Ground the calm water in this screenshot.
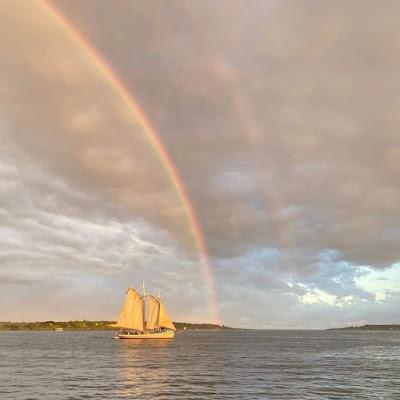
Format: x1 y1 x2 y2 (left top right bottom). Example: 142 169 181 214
0 330 399 399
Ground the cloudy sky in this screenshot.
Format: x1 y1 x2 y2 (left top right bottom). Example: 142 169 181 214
1 0 400 328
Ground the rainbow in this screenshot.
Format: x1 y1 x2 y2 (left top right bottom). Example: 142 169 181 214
40 0 220 324
182 3 290 247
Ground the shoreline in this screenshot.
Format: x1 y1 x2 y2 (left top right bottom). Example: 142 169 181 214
327 324 400 331
0 321 232 332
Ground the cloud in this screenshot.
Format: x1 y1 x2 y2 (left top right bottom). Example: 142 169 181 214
1 0 400 326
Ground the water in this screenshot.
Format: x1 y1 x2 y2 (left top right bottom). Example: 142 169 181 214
1 330 399 399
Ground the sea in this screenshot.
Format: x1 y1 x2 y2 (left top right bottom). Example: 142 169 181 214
0 329 399 399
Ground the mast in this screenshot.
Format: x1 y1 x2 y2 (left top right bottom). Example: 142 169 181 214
142 281 146 331
157 289 161 329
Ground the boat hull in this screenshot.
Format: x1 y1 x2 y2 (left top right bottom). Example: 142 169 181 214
116 330 175 339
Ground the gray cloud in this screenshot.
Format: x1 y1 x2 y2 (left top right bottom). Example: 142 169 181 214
49 0 400 265
1 0 400 326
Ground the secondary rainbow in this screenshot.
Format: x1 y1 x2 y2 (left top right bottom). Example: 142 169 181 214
40 0 220 324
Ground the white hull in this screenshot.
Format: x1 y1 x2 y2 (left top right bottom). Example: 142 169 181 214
116 330 175 339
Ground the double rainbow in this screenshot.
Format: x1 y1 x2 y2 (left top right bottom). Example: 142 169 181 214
40 0 220 324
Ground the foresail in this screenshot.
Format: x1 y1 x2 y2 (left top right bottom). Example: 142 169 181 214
116 288 144 331
146 295 159 330
158 300 176 331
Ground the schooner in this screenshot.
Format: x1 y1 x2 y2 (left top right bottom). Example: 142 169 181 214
114 282 176 339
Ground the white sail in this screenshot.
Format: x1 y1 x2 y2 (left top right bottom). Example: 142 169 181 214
158 299 176 331
116 288 144 331
146 294 159 330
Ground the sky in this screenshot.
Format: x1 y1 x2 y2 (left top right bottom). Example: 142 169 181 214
1 0 400 328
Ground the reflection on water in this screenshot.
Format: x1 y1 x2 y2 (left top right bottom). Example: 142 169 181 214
1 330 400 399
118 339 172 398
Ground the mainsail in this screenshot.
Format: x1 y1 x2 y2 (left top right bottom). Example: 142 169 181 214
158 299 176 331
146 294 159 330
116 288 144 331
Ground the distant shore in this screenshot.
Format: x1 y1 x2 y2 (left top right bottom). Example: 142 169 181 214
0 321 232 331
328 324 400 331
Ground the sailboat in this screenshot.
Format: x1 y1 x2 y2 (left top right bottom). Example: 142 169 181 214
114 282 176 339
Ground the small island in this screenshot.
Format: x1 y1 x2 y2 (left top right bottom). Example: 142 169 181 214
0 321 231 331
328 324 400 331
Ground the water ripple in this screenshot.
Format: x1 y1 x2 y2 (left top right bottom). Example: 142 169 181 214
1 330 400 399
